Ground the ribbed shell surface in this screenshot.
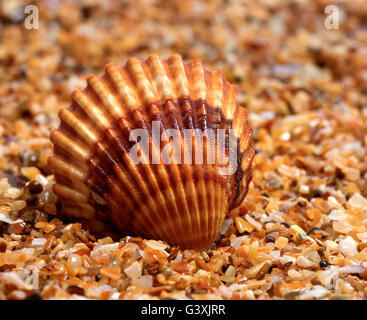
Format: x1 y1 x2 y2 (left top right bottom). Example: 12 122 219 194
48 53 254 249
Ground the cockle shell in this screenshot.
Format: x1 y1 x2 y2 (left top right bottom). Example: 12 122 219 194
48 53 254 250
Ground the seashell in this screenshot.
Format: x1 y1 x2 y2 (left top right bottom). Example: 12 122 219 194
48 53 254 250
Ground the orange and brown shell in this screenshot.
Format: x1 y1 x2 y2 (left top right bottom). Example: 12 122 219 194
48 53 254 250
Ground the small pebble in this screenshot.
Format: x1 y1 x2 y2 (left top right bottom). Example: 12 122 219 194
7 209 19 220
235 217 254 234
14 175 29 188
26 198 38 207
313 189 323 198
24 292 42 300
34 210 48 222
268 264 277 274
21 210 36 223
266 178 282 189
95 273 102 282
281 222 291 228
221 263 230 273
297 200 307 207
319 259 329 268
281 193 297 200
0 239 7 252
27 180 43 195
67 285 84 296
21 150 39 167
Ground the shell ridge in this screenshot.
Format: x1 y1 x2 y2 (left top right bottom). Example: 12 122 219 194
202 71 219 244
193 63 210 247
126 106 185 244
72 89 112 130
126 57 157 105
105 172 157 234
146 54 174 102
87 74 124 119
88 152 163 240
141 57 197 246
53 183 89 203
50 130 90 163
209 71 225 242
218 79 230 237
58 107 99 146
177 100 202 246
157 98 200 248
48 155 87 184
150 100 192 247
157 138 194 246
175 100 199 245
101 123 163 234
167 54 190 98
199 100 211 247
92 129 171 240
184 63 210 246
201 70 222 245
116 111 182 243
62 201 96 220
106 64 141 111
